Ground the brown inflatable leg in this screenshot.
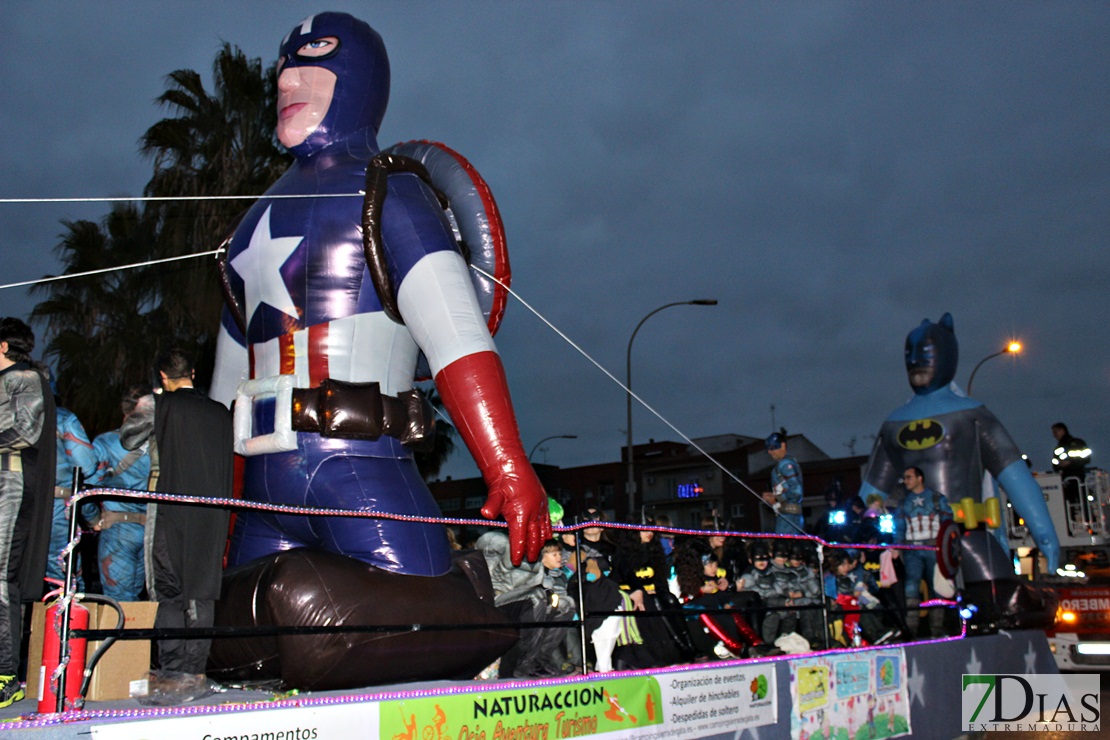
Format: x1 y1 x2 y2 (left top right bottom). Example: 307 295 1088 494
208 548 517 690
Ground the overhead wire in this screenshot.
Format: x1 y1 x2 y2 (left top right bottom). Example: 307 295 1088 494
0 249 226 291
0 192 358 204
471 265 786 524
0 192 360 292
2 190 785 527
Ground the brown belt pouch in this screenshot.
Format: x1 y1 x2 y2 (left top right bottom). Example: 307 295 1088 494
397 389 436 452
291 386 322 432
291 380 433 448
319 379 385 439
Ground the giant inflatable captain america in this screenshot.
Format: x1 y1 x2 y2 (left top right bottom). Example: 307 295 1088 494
207 12 549 688
859 313 1061 577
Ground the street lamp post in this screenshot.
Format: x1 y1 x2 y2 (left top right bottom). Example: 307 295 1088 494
967 341 1022 395
625 299 717 517
528 434 578 463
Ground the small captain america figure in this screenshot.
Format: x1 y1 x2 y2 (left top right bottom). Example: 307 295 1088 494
761 432 804 533
859 313 1060 572
208 12 550 687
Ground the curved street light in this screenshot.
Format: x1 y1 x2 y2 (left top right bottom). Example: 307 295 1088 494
967 340 1022 395
626 299 718 516
529 434 578 463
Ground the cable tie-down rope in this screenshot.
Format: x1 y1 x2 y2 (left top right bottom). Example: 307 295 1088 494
0 192 366 293
44 489 961 704
71 487 939 552
47 591 77 689
5 203 876 536
0 192 363 204
467 265 811 538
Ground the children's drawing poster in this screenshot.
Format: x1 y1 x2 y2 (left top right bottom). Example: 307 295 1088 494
791 649 910 740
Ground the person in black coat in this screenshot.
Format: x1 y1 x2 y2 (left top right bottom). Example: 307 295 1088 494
123 348 233 675
0 318 55 706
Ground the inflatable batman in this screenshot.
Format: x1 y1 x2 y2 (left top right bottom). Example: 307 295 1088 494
859 313 1060 630
207 12 549 689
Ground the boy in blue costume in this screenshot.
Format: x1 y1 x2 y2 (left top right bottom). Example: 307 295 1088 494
897 466 952 637
85 385 152 601
46 405 96 587
761 432 804 533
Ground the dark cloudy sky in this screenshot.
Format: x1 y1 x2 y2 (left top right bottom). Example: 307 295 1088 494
2 1 1107 485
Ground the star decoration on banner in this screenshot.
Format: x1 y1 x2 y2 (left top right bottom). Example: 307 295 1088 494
907 657 926 710
1023 640 1039 672
737 725 765 740
230 205 303 323
965 647 983 676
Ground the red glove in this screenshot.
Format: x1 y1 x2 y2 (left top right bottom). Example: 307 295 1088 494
435 351 551 565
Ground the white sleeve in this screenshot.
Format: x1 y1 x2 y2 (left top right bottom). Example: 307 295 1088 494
396 250 496 375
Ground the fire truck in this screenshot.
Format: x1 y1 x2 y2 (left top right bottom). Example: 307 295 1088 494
1004 469 1110 670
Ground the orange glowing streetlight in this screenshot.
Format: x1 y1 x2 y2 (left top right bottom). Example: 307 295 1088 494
967 340 1023 395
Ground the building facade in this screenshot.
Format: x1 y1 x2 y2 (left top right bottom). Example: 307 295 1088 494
428 432 868 535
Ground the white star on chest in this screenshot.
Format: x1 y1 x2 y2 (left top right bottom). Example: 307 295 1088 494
230 205 303 323
911 495 925 508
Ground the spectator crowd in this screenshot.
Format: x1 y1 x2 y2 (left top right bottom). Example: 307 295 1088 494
471 484 956 678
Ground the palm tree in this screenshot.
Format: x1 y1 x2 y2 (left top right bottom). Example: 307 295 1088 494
414 386 458 481
33 43 463 478
31 204 165 432
139 43 291 377
33 44 287 431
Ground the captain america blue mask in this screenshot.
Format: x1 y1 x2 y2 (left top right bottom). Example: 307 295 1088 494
277 12 390 157
765 432 786 451
904 312 958 394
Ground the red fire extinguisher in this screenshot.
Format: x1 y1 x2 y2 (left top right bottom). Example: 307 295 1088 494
38 599 89 713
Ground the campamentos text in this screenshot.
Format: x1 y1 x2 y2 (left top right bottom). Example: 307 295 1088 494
203 729 318 740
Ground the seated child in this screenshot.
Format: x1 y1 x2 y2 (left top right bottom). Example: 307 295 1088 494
786 541 824 648
477 533 576 677
823 549 887 646
863 493 885 519
761 540 800 644
737 540 776 635
542 539 582 673
674 538 774 659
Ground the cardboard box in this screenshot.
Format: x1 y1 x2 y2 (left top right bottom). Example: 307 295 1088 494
28 601 158 702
